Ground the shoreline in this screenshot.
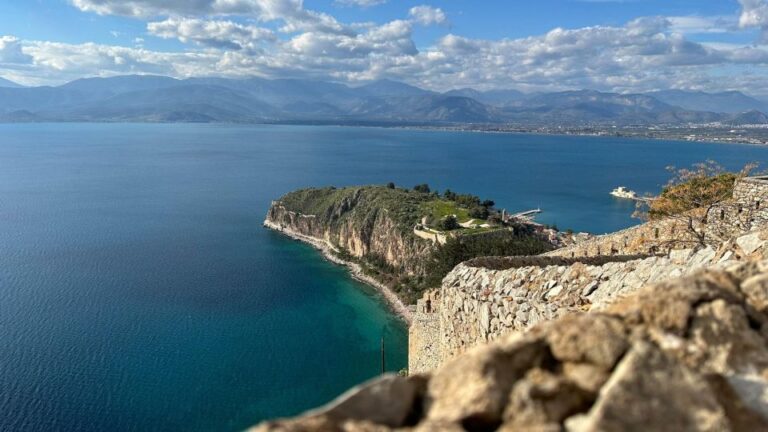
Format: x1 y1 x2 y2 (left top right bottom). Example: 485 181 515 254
263 219 413 324
5 122 765 147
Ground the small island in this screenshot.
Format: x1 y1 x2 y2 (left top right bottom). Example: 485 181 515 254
264 183 556 320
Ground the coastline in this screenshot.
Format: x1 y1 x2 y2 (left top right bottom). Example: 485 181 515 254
263 219 413 324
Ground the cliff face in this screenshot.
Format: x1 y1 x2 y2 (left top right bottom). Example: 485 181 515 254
265 187 433 276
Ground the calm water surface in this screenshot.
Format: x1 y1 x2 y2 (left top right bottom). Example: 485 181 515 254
1 123 767 431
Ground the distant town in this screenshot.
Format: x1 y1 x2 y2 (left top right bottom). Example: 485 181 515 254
416 122 768 146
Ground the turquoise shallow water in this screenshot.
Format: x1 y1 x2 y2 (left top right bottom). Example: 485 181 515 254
1 123 767 431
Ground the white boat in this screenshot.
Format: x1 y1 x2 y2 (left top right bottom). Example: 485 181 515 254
610 186 637 200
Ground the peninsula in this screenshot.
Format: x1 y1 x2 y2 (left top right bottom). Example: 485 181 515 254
264 184 554 321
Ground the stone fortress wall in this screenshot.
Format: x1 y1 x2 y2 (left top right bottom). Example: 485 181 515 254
408 177 768 374
546 176 768 258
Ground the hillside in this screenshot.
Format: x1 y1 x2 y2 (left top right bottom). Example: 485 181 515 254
265 185 551 304
648 89 768 115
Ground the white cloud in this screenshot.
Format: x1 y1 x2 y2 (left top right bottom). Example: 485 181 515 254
739 0 768 43
667 16 737 34
408 5 446 26
148 17 275 50
72 0 353 35
0 36 33 64
334 0 387 7
0 2 765 96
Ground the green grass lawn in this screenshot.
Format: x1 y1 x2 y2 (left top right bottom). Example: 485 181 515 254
422 200 472 224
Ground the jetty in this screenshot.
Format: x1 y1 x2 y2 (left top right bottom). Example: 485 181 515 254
510 208 542 219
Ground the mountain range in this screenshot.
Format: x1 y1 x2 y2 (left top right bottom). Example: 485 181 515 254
1 75 767 126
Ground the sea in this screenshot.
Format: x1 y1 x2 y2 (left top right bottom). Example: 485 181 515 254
1 123 767 431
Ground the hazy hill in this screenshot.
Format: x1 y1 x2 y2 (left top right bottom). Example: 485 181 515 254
354 79 433 98
647 90 768 114
443 88 525 106
0 74 765 125
501 90 722 125
730 110 768 125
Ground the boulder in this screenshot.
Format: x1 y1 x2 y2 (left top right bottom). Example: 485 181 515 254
569 342 730 432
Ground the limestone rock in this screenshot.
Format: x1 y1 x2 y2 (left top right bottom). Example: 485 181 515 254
502 368 591 430
742 273 768 314
250 375 424 431
738 232 765 256
606 270 742 335
546 314 628 369
425 336 549 427
571 342 730 432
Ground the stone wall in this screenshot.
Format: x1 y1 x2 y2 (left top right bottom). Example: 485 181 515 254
733 176 768 226
438 248 723 362
408 293 441 374
410 229 768 371
547 176 768 259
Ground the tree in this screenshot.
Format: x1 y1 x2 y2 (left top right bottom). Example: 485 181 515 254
439 215 459 231
443 189 457 201
481 199 495 208
386 182 396 189
469 206 490 219
413 184 431 194
633 160 757 247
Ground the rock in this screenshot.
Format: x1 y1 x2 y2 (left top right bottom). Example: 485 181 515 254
669 248 694 264
411 421 465 432
562 362 610 394
738 232 765 255
742 274 768 314
546 285 563 299
685 299 768 375
500 368 591 431
719 250 735 263
606 270 742 336
546 315 628 369
571 342 730 432
479 303 491 335
581 281 599 297
706 374 768 431
425 336 549 426
320 375 423 427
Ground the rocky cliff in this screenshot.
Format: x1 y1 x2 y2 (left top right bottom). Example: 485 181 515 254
265 186 435 303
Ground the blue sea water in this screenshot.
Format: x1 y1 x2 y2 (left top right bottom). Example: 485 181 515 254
1 123 767 431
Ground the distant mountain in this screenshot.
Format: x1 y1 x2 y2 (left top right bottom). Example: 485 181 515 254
0 77 22 88
349 94 496 122
354 79 433 98
647 90 768 115
443 88 525 106
61 75 179 94
1 74 766 126
729 110 768 125
56 84 279 122
500 90 722 125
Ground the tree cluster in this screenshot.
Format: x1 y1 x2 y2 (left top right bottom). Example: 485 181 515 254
634 160 758 247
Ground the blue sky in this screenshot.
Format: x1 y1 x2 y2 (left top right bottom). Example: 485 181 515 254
1 0 768 95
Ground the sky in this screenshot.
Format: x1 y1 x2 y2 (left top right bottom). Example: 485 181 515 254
2 0 768 95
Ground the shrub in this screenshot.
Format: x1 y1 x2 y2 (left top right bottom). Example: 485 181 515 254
439 215 459 231
413 184 431 194
469 206 490 219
